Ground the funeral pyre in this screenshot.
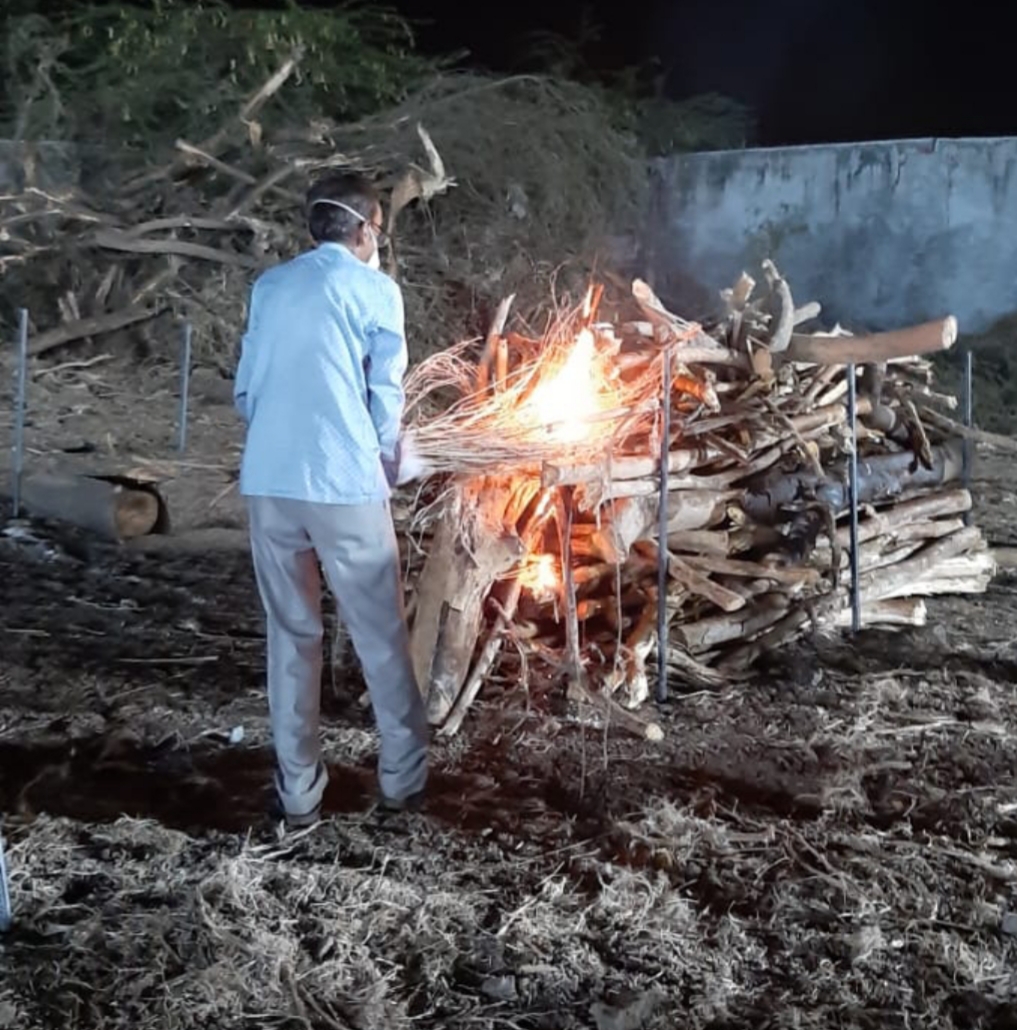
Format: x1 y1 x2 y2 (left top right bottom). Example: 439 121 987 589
401 267 995 739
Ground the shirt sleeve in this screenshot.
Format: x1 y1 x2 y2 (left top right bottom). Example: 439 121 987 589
233 278 261 423
366 278 408 461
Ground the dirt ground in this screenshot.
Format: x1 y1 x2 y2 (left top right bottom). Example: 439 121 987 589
1 355 1017 1029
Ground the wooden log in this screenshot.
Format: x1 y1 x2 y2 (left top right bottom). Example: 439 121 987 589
29 306 165 357
793 301 822 327
786 316 957 365
631 278 713 350
410 479 524 724
675 593 790 652
18 474 166 540
90 228 261 268
667 529 732 556
568 673 664 741
741 440 964 525
830 599 927 629
761 259 794 353
439 577 523 737
616 346 748 372
667 554 745 613
680 554 823 588
829 489 971 548
581 496 657 563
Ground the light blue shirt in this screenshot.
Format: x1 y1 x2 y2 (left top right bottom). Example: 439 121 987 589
234 242 407 504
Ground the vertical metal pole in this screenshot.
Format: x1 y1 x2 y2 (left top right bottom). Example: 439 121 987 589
962 349 974 527
846 362 861 635
178 322 193 454
0 827 11 932
11 308 29 518
656 347 672 702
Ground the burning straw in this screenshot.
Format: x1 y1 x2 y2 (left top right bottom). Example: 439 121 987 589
404 290 706 478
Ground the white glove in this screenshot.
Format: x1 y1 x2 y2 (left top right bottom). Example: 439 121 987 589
395 430 434 485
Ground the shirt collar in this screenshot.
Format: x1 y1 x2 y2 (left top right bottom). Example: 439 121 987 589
316 241 358 262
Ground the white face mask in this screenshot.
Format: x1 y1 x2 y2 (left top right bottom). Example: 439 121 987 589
366 237 381 270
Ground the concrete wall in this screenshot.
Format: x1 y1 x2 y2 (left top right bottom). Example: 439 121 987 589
650 137 1017 335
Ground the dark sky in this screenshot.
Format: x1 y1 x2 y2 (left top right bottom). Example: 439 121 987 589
375 0 1016 147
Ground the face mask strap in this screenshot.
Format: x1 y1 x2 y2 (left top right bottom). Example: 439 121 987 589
309 197 369 224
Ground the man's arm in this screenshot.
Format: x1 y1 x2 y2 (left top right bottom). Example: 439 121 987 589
365 279 408 464
233 278 262 424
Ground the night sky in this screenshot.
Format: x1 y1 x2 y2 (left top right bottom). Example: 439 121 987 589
376 0 1014 147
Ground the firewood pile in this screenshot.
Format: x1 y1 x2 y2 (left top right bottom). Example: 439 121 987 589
402 266 995 739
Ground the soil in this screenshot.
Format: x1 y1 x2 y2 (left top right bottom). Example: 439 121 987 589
1 355 1017 1029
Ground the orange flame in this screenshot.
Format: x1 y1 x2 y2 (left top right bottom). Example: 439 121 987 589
519 328 607 443
518 554 559 597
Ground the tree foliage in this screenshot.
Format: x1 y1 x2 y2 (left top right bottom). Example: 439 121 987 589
0 0 439 153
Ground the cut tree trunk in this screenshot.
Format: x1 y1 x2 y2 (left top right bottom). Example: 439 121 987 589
18 473 166 540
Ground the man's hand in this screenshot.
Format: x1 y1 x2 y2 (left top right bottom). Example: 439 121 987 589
395 429 434 485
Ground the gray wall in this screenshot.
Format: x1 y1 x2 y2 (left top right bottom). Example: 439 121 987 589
650 137 1017 335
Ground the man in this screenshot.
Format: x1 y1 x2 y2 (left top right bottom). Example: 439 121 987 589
234 171 430 829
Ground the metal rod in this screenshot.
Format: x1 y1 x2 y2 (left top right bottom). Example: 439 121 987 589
11 308 28 518
178 322 193 454
560 485 583 692
962 349 974 526
0 827 11 932
656 347 672 702
846 362 861 635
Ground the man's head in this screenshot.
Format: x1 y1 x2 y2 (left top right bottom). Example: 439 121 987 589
305 172 387 268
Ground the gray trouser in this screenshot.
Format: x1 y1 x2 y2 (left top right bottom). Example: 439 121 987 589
246 495 428 816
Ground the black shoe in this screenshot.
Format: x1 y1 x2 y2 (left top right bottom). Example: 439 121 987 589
269 798 322 831
376 789 425 814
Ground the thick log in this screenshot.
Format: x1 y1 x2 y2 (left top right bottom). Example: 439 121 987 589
439 576 523 736
18 473 166 540
410 479 524 724
786 316 957 365
741 440 964 525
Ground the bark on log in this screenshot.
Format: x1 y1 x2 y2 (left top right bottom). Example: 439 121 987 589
439 576 523 737
741 440 964 525
786 317 957 365
410 479 525 724
18 474 166 540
